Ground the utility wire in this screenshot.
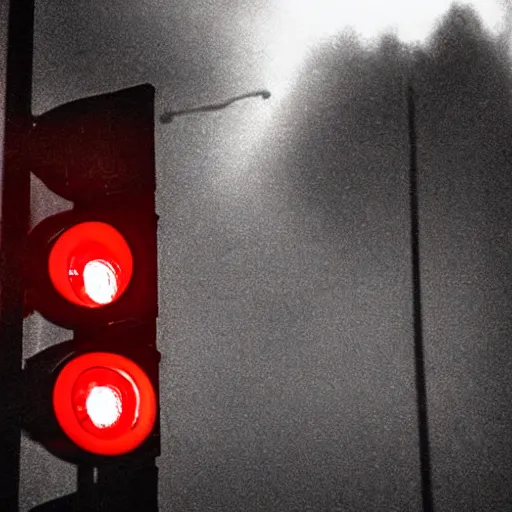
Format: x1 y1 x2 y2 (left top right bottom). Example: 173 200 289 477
160 89 271 123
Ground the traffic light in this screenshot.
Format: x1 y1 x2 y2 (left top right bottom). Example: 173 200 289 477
20 84 160 471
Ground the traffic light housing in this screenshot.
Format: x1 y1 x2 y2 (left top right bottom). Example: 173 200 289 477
21 84 160 465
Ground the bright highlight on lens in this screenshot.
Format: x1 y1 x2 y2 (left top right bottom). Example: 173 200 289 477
82 260 119 305
48 222 133 308
53 352 157 456
86 385 122 428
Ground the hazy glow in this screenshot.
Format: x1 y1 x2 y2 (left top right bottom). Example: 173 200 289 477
83 259 119 305
210 0 509 201
86 386 122 428
265 0 506 98
280 0 504 43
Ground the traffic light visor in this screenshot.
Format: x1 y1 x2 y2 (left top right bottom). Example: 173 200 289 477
53 352 157 456
48 222 133 308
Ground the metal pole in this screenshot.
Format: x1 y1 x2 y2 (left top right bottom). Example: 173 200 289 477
0 0 34 510
407 83 434 512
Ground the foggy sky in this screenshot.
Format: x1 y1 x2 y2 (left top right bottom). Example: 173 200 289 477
20 2 512 511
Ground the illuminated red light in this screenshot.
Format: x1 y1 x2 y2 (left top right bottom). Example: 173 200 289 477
53 352 157 456
48 222 133 308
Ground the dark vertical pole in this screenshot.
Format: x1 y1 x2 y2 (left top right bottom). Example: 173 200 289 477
0 0 34 510
407 84 434 512
3 0 33 118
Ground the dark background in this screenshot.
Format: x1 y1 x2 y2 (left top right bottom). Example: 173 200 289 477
12 1 512 511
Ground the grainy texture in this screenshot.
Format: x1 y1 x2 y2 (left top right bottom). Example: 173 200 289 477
18 1 512 511
415 10 512 512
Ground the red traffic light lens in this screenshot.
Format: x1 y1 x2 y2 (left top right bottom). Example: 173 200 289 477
48 222 133 308
53 352 157 456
